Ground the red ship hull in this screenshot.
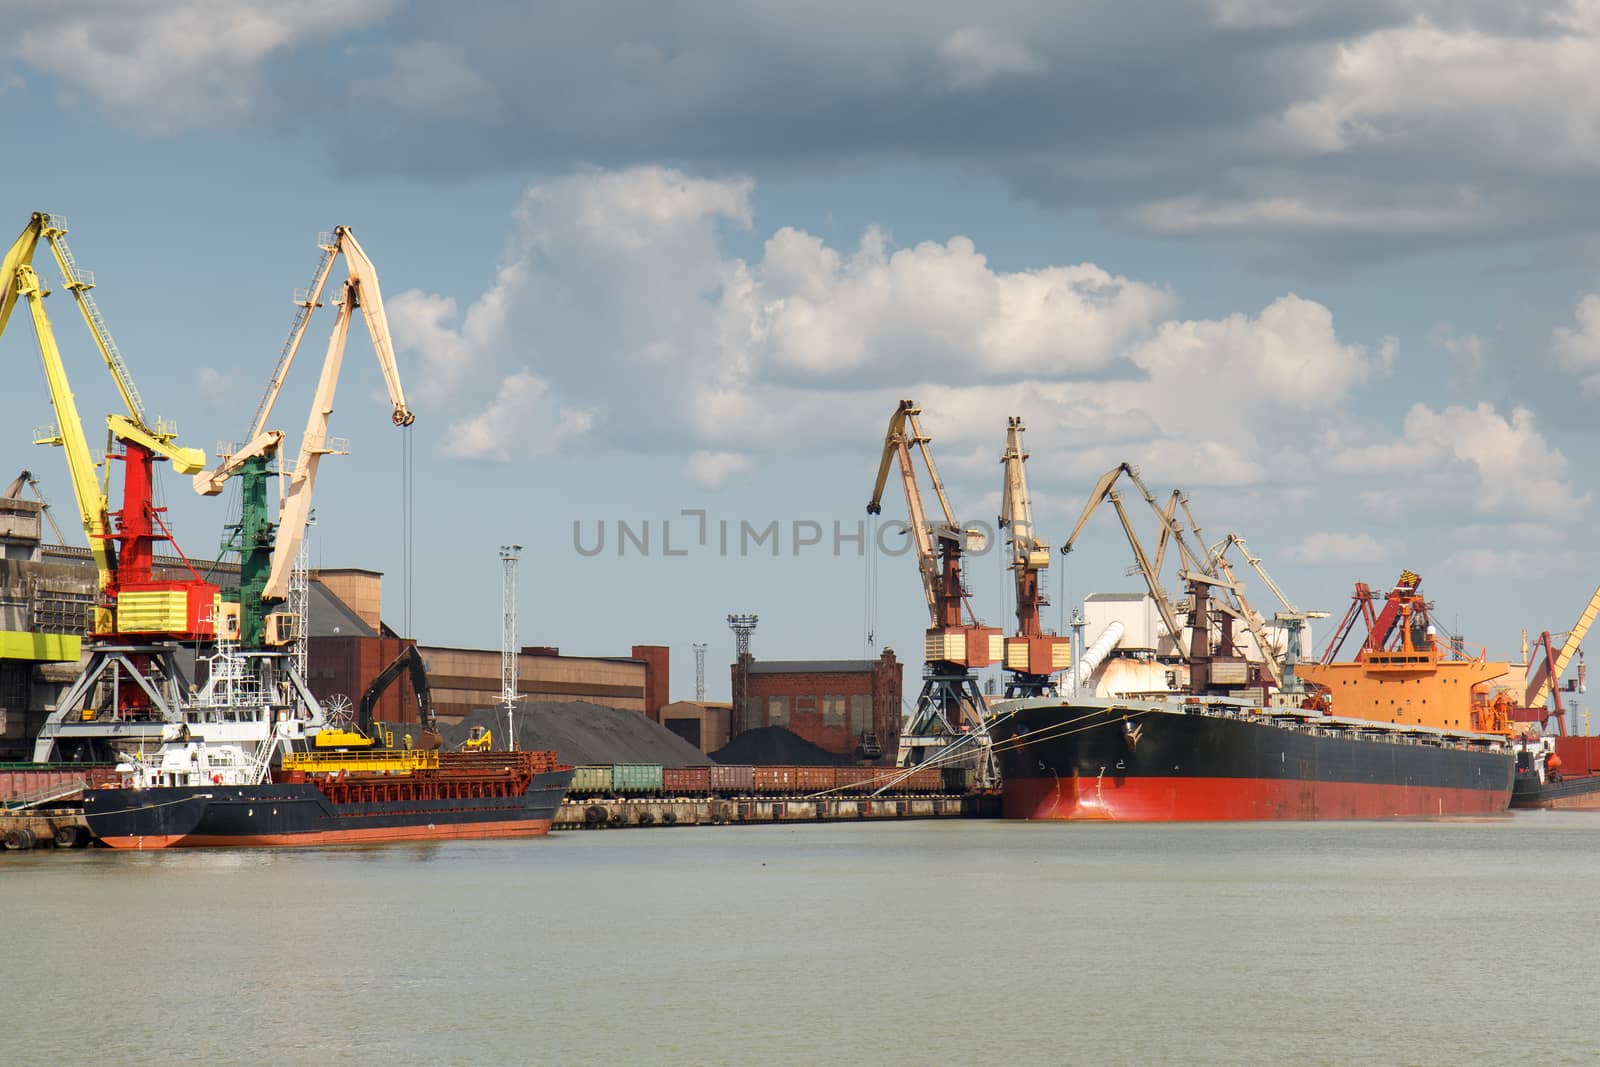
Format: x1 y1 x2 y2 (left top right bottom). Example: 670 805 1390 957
1006 774 1513 821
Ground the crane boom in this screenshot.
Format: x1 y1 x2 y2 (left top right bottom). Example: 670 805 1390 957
868 400 945 624
248 235 341 441
335 228 412 428
260 228 414 602
34 214 204 474
5 255 116 598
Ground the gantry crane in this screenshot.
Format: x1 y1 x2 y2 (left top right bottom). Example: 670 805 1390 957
868 400 999 770
192 226 413 649
997 417 1068 696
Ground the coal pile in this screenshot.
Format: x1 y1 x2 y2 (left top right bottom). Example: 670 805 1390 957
441 700 709 768
710 726 850 767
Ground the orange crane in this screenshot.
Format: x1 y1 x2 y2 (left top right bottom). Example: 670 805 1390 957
1319 571 1423 664
868 400 999 769
997 417 1069 696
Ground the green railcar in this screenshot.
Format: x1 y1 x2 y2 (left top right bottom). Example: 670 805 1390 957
610 763 664 794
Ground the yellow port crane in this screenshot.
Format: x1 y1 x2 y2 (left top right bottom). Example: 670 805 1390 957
1 213 210 635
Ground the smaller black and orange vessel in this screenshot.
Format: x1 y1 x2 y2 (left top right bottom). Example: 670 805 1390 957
84 737 573 849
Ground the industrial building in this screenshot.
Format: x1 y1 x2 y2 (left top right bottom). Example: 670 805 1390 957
658 700 732 753
729 649 903 763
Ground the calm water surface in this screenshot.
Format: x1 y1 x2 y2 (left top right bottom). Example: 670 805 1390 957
3 815 1598 1066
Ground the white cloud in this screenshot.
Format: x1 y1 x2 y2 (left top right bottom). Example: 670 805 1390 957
749 227 1175 382
389 261 526 398
391 166 1411 501
6 0 396 132
1553 293 1600 395
938 27 1044 91
1285 531 1385 564
1398 403 1583 520
1268 16 1600 168
1337 399 1587 521
441 369 594 462
1128 294 1394 411
684 451 753 488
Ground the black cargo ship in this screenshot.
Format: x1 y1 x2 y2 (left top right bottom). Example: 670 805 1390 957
990 697 1514 821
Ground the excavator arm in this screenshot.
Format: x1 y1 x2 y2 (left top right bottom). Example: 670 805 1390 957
357 645 441 750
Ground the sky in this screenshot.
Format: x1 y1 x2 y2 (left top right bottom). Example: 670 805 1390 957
4 1 1600 715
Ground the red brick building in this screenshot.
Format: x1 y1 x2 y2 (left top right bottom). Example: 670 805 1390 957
731 649 902 763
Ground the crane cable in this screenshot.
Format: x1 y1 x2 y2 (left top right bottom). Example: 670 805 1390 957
401 423 414 639
797 705 1149 799
863 512 879 659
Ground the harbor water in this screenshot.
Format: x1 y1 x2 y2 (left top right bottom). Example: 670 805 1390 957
4 815 1599 1066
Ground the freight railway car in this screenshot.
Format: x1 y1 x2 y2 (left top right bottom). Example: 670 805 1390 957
568 764 952 799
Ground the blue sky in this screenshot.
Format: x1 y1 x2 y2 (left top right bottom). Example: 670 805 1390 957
5 2 1600 711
